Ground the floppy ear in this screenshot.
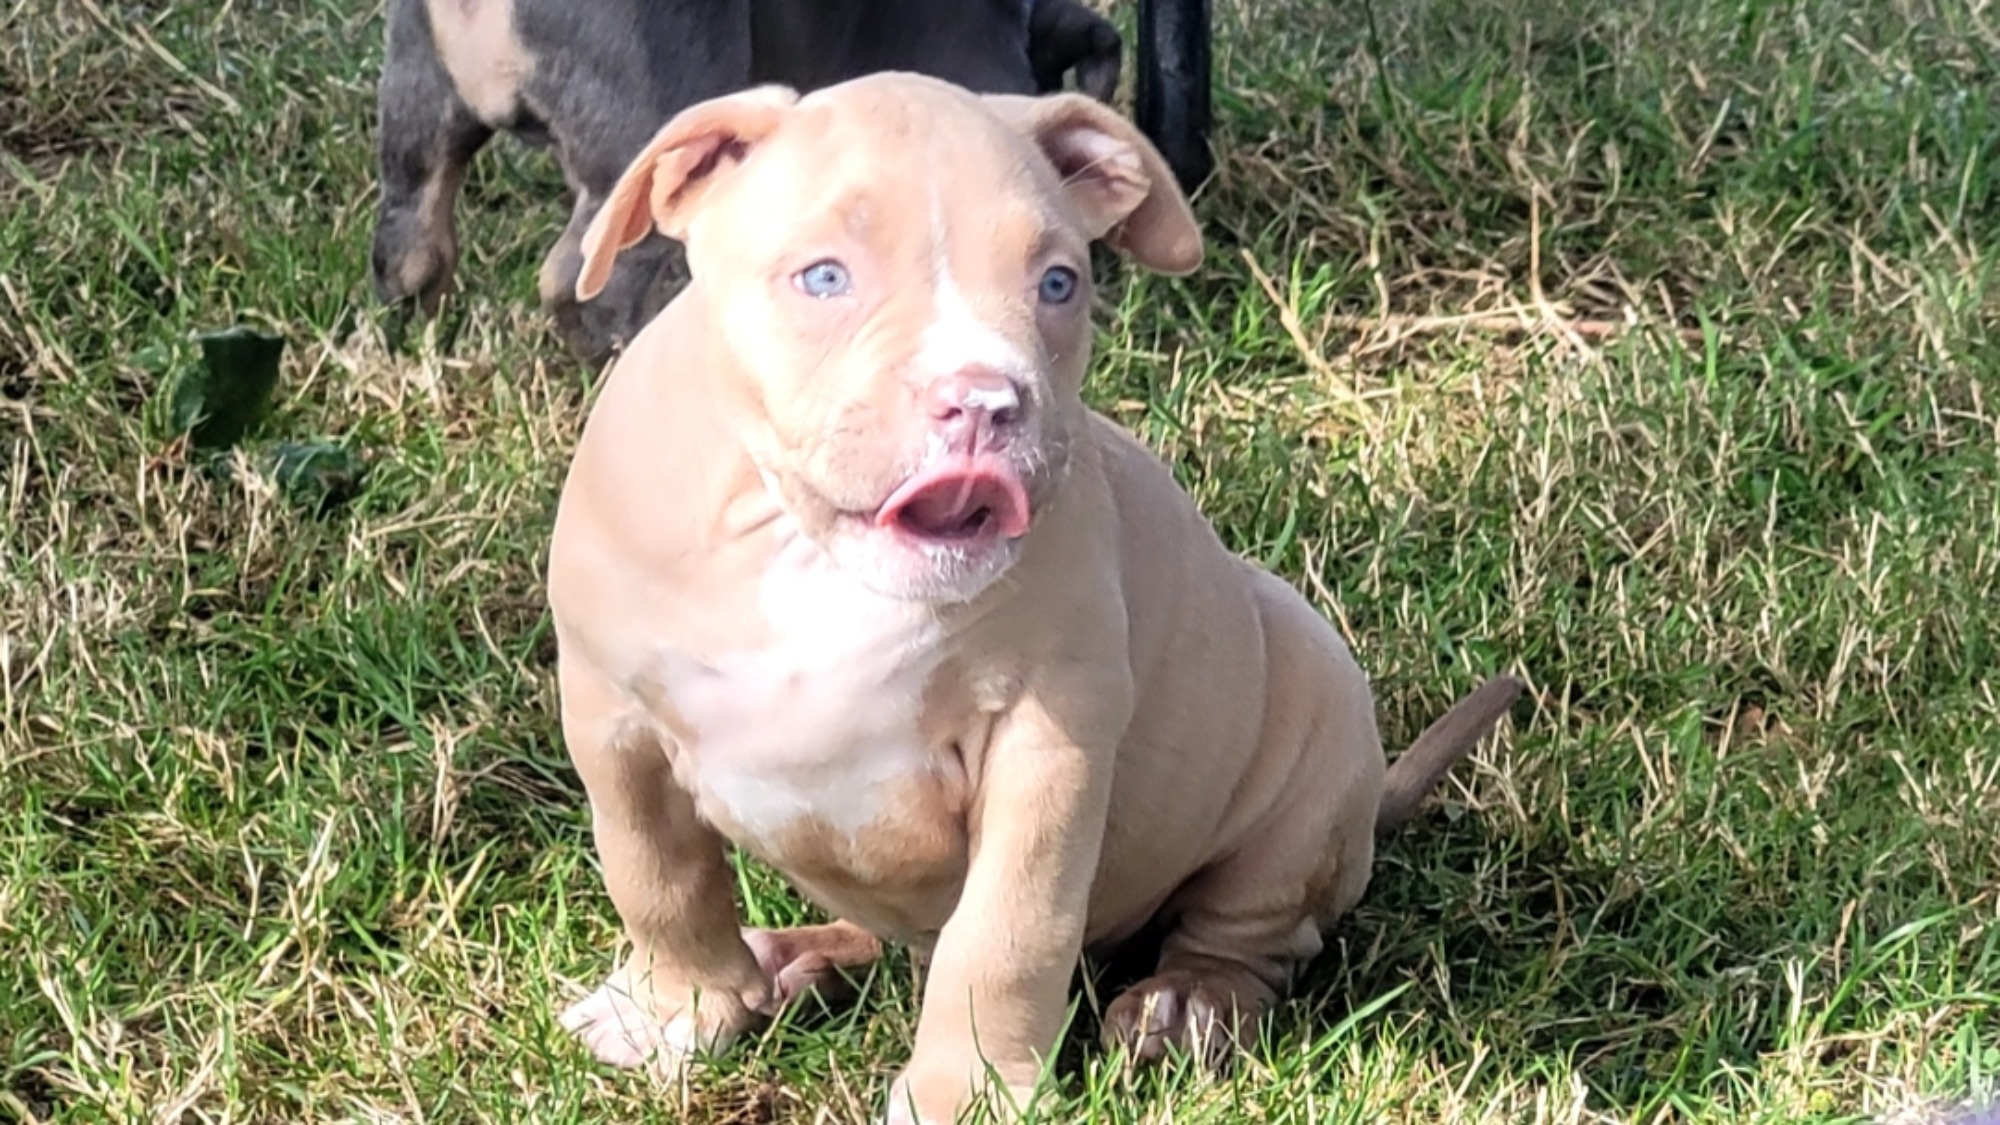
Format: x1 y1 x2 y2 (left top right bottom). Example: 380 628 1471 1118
982 92 1203 275
576 85 800 301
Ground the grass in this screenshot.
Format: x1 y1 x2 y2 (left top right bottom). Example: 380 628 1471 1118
2 0 1997 1119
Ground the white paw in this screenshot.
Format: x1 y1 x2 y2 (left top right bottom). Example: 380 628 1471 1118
878 1078 932 1125
878 1071 1029 1125
879 1073 951 1125
559 977 710 1077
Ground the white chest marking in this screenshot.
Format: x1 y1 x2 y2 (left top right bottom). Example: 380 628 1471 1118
656 531 944 842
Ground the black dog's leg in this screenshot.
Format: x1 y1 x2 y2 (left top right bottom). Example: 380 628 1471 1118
371 0 493 331
521 0 752 363
1028 0 1123 102
1135 0 1213 195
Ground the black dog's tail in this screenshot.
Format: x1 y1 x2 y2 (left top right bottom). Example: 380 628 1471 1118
1375 676 1526 836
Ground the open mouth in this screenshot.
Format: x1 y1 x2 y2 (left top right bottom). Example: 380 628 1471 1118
875 459 1031 544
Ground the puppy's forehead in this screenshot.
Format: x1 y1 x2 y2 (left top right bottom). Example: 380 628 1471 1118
766 84 1063 239
799 73 997 140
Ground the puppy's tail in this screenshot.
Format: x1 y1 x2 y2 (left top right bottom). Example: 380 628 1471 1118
1375 675 1525 836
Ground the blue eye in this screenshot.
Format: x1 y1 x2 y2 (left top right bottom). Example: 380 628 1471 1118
795 260 851 298
1038 265 1079 305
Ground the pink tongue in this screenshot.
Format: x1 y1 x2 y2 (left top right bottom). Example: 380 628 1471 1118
878 463 1031 539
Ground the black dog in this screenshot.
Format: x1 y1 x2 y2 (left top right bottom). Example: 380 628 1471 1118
371 0 1210 363
1136 0 1211 194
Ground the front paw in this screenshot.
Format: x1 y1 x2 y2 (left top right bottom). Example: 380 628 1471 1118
559 964 762 1079
881 1062 1037 1125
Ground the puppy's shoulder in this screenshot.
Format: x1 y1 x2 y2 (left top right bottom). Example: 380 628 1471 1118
1086 411 1221 543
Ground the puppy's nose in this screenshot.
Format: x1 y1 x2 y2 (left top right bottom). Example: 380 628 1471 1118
926 367 1025 450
